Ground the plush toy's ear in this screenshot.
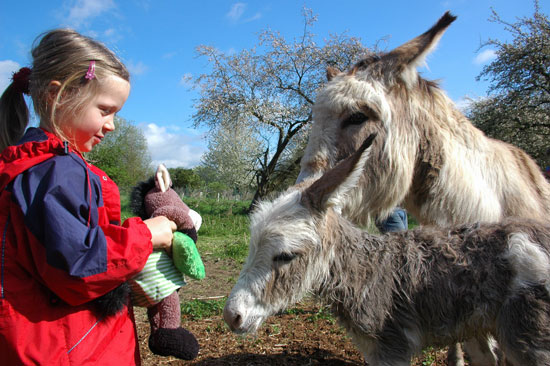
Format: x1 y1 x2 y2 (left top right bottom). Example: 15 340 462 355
156 164 172 193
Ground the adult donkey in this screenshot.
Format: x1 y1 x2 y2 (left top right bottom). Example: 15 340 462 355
296 11 550 366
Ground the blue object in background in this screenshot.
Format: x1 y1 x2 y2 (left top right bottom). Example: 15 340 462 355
376 207 408 234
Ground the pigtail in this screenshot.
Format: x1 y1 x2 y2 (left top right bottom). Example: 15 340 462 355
0 68 31 152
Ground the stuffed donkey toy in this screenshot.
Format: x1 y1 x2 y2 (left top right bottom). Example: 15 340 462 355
129 164 205 360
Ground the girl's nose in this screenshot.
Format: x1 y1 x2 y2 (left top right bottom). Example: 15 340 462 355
104 117 115 132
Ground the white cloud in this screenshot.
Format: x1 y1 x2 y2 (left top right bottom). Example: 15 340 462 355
104 28 116 37
140 123 206 168
101 28 124 44
83 29 99 38
0 60 21 94
66 0 116 27
226 3 262 23
227 3 246 22
136 0 151 11
474 49 497 65
246 12 262 22
162 51 178 60
127 60 148 76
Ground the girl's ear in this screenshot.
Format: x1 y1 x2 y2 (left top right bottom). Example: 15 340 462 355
47 80 62 106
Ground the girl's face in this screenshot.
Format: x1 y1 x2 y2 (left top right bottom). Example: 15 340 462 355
61 75 131 152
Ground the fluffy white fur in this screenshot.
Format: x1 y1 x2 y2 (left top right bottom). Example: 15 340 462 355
505 232 550 294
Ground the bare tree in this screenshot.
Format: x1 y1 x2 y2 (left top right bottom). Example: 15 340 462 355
192 8 371 209
199 122 262 195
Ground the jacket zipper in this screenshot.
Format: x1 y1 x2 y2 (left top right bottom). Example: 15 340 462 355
67 316 103 354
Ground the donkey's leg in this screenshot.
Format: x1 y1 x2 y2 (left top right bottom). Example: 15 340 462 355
356 331 412 366
463 336 499 366
375 329 416 366
447 343 465 366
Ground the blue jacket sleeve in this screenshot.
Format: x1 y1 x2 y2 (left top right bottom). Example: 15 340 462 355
9 153 152 304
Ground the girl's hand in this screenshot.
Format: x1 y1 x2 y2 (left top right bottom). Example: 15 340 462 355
144 216 177 251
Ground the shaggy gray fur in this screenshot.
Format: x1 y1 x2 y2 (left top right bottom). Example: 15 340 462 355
314 214 550 365
226 135 550 366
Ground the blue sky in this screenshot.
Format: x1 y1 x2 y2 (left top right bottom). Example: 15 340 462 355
1 0 547 168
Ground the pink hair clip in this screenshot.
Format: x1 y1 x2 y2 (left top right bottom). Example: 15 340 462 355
85 60 96 80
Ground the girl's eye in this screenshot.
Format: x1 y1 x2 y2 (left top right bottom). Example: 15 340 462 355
342 112 368 128
100 107 113 115
273 252 297 264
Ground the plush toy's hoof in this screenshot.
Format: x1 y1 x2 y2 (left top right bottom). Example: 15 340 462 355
149 327 199 360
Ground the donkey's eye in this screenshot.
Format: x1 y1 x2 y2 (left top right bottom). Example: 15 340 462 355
273 252 297 264
342 112 368 128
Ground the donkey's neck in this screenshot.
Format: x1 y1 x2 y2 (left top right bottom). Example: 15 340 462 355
316 210 403 333
402 88 488 225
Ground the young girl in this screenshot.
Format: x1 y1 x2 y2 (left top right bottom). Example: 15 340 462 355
0 29 176 365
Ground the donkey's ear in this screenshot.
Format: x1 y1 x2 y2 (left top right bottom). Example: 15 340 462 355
384 11 456 86
326 66 341 81
303 133 377 211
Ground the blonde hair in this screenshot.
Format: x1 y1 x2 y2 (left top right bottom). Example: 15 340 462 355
0 29 130 151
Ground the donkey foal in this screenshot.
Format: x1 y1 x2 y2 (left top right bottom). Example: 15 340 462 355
224 136 550 366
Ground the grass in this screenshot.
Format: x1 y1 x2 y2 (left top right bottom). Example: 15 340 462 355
421 346 437 366
183 197 251 263
121 193 251 263
407 213 419 229
181 298 227 320
120 193 251 232
120 192 133 221
180 296 338 324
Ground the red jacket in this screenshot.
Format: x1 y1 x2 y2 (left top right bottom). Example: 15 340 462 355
0 128 153 365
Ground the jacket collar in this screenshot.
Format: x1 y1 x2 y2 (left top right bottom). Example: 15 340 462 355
0 128 69 190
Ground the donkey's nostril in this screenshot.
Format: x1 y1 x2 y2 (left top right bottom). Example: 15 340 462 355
223 306 243 331
233 313 242 328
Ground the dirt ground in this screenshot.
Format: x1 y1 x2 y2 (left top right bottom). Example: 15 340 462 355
134 257 452 366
